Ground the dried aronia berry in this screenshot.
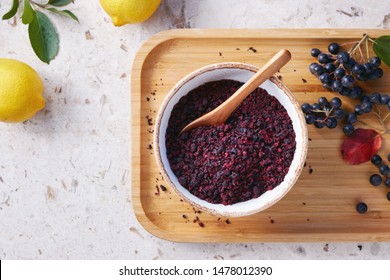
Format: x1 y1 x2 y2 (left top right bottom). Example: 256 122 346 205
166 80 296 205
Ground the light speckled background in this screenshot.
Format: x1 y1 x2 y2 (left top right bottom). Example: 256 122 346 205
1 0 390 259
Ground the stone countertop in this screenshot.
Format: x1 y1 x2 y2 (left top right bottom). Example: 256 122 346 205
1 0 390 259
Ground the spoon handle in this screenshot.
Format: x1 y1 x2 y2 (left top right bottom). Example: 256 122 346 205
212 49 291 123
181 49 291 133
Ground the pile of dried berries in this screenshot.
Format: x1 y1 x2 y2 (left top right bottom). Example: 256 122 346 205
166 79 296 205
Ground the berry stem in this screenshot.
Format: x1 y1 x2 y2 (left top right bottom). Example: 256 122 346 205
348 34 369 58
368 37 376 44
357 45 364 63
357 120 387 134
374 103 380 115
340 41 359 46
383 112 390 122
374 105 389 133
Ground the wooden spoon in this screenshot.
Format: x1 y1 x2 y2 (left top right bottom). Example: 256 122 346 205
180 49 292 133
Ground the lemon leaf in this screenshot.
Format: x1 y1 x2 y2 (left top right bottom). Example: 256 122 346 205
28 11 59 64
2 0 19 20
22 0 36 25
46 7 79 22
48 0 73 6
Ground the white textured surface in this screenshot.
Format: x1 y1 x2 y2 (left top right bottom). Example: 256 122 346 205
0 0 390 259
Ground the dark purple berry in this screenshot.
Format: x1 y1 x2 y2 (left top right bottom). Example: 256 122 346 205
322 83 333 91
311 103 321 111
305 113 315 124
325 117 337 129
337 51 350 63
364 62 374 74
314 117 326 128
330 97 342 109
343 123 354 136
324 62 335 73
301 103 311 113
371 154 382 166
341 75 355 88
369 57 381 67
360 95 369 103
311 48 321 57
349 86 362 99
352 63 366 75
385 178 390 188
309 63 318 74
340 87 351 97
370 174 382 186
334 109 345 119
379 164 390 176
380 94 390 105
369 68 384 80
346 113 357 124
356 202 368 214
357 73 368 81
328 42 340 54
354 104 363 115
369 92 381 104
334 67 345 79
343 58 356 70
331 80 343 92
313 64 324 75
318 53 331 64
318 97 329 107
361 101 372 113
319 73 331 84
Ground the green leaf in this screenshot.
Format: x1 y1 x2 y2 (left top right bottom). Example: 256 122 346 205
22 0 35 24
2 0 20 20
47 7 79 22
373 36 390 67
28 11 59 64
48 0 73 6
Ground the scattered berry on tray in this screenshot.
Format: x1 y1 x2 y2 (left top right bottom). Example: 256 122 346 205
356 202 368 214
379 164 390 176
369 174 382 186
371 154 382 166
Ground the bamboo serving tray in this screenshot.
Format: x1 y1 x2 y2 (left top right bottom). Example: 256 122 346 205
131 29 390 242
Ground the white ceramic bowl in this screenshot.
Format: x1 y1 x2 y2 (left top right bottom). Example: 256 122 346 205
154 62 308 217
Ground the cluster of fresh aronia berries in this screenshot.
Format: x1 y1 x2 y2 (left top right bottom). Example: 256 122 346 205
303 42 388 136
301 97 344 129
310 42 383 94
357 154 390 214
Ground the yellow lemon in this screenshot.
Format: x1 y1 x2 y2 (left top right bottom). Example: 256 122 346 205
100 0 161 26
0 58 45 123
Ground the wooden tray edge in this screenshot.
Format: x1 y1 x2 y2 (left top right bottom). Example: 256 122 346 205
130 28 390 242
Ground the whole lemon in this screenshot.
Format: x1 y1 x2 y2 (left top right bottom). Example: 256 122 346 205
0 58 45 123
100 0 161 26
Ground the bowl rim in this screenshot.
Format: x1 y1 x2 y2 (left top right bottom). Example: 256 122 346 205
154 62 308 217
